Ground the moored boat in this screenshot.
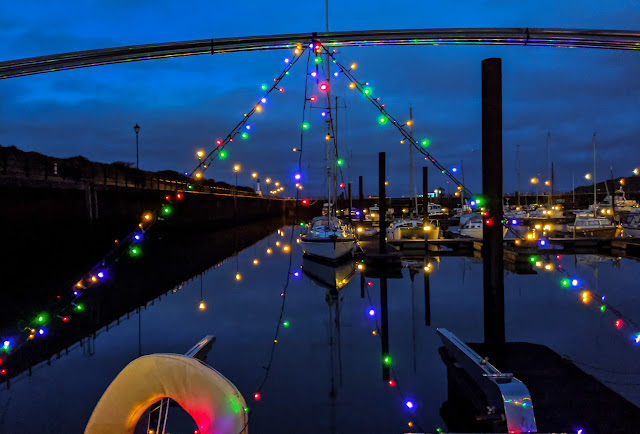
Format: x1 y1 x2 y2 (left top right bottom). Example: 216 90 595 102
300 216 356 262
566 213 617 237
622 208 640 237
458 213 508 238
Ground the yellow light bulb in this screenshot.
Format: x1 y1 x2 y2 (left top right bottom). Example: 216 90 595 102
144 213 152 220
235 273 242 281
276 241 281 247
266 178 271 183
253 259 259 265
255 105 262 112
252 172 257 178
283 245 290 252
350 63 356 69
349 82 356 89
266 248 272 254
199 301 206 310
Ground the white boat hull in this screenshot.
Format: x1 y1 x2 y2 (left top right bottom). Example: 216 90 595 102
301 237 355 262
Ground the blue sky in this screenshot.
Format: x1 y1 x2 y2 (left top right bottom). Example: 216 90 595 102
1 1 639 197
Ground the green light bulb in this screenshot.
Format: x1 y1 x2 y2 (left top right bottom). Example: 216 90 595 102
337 159 344 166
162 206 171 215
421 139 430 147
261 84 267 90
283 321 289 327
383 355 392 365
219 151 227 159
302 122 309 130
561 278 570 287
314 57 321 63
600 305 606 312
244 407 249 413
75 304 84 311
378 116 387 125
363 87 371 95
241 132 248 139
188 185 194 190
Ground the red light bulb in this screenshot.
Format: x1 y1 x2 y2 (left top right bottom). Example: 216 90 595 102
216 139 222 146
319 82 328 91
388 379 396 387
485 218 494 226
254 392 261 400
62 316 69 322
176 193 183 200
302 199 309 205
310 96 317 102
165 195 170 201
340 183 345 188
279 87 284 93
1 369 6 375
615 319 623 329
367 282 373 286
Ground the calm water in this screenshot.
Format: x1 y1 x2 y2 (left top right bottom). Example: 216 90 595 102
1 226 639 433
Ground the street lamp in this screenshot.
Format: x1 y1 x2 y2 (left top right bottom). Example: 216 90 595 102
233 164 240 187
530 177 539 203
585 173 592 180
133 124 140 170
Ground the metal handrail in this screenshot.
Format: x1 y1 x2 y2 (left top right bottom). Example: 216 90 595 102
2 28 640 79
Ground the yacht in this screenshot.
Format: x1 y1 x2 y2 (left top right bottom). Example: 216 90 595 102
459 213 508 238
622 208 640 237
300 216 356 262
591 188 639 214
567 213 617 237
386 218 440 241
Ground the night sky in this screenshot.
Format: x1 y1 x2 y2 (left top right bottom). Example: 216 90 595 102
1 1 639 197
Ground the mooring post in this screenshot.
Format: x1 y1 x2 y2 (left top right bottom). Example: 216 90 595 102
348 182 352 224
379 152 386 254
423 166 429 242
359 175 364 222
482 58 505 346
381 277 390 381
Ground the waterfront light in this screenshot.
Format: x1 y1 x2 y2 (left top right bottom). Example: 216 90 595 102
530 177 539 184
585 173 592 180
634 168 639 175
252 172 257 178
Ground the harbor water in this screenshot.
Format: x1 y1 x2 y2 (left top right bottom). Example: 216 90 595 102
1 226 639 433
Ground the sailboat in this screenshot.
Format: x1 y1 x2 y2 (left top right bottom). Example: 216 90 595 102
300 48 355 263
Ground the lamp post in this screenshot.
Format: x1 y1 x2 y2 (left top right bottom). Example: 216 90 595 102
233 164 241 189
530 177 539 203
133 124 140 170
251 172 258 190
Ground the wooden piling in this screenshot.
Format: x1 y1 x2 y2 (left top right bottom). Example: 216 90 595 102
379 152 386 254
481 58 505 346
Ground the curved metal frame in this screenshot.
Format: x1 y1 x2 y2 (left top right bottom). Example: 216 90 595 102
1 28 639 79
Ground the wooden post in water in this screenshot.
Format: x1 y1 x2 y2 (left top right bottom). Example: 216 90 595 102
423 166 429 239
379 152 386 254
359 175 364 222
481 58 505 346
348 183 352 224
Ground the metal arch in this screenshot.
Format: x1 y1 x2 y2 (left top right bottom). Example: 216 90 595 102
1 28 640 79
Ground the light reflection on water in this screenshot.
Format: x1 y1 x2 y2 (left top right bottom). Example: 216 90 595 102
1 226 639 433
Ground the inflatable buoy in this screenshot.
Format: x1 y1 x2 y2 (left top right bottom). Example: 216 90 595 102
85 354 247 434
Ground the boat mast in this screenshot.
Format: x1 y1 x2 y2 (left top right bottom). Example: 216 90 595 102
516 144 520 206
409 108 414 215
593 133 597 206
547 132 551 207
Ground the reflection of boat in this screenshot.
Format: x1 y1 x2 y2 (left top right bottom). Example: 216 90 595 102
300 216 356 262
86 336 247 434
567 213 617 237
385 218 440 241
622 208 640 237
302 255 356 290
459 213 508 238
